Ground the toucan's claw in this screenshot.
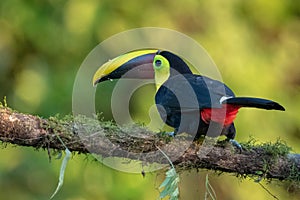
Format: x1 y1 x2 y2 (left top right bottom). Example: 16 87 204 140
158 131 176 138
167 131 176 137
229 139 242 152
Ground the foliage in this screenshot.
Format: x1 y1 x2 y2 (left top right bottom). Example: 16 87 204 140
159 168 180 200
157 146 179 200
204 174 216 200
50 148 71 199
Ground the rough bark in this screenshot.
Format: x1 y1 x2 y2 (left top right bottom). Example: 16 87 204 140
0 107 299 182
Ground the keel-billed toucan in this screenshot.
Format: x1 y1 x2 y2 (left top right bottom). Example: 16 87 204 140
93 49 285 143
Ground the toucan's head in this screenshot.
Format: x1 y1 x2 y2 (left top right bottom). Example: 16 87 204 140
93 49 192 87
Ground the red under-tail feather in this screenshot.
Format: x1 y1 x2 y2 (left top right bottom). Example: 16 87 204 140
201 105 241 125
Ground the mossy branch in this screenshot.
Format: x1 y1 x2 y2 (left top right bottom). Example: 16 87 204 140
0 107 300 183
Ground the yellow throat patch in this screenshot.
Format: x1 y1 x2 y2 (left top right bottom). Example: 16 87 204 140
152 54 170 91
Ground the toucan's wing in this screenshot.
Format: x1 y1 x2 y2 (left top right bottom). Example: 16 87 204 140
155 74 235 112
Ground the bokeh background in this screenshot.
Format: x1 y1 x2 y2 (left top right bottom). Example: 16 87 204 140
0 0 300 199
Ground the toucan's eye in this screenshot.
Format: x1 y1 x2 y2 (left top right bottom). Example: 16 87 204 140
153 54 169 71
155 59 162 67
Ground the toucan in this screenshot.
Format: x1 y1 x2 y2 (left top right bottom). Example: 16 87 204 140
93 49 285 147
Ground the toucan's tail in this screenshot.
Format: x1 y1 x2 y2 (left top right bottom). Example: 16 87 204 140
222 97 285 111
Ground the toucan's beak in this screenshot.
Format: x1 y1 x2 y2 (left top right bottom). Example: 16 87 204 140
93 49 158 86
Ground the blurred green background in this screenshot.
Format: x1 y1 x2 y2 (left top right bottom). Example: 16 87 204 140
0 0 300 199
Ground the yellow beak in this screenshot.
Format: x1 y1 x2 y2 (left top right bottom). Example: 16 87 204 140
93 49 158 86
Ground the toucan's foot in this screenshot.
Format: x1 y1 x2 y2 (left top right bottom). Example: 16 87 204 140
229 139 242 152
159 131 176 138
166 131 176 137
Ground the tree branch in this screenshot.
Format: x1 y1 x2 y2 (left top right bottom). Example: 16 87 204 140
0 107 299 183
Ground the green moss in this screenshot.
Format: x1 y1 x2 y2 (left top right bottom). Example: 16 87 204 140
41 113 158 142
288 163 300 183
156 131 173 142
241 137 292 157
100 120 120 133
239 137 296 184
261 139 292 157
44 114 99 136
47 116 71 133
239 136 257 150
0 96 8 109
3 96 7 107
